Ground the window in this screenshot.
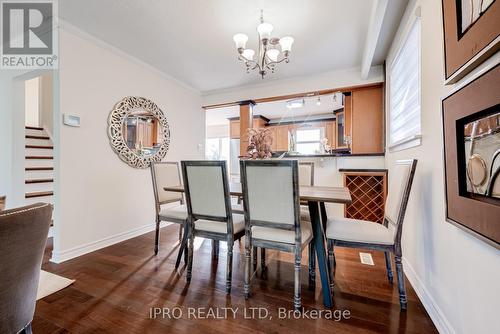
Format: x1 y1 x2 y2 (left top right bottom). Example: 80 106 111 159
205 137 229 161
295 128 322 155
389 18 421 150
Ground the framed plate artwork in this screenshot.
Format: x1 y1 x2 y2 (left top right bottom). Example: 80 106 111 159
442 0 500 84
442 64 500 248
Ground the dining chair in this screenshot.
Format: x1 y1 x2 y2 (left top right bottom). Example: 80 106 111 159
298 161 316 285
326 159 417 310
150 161 188 269
240 159 313 310
0 203 52 334
181 160 246 293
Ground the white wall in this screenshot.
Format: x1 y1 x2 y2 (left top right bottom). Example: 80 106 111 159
39 72 54 137
206 124 229 139
385 1 500 333
0 72 18 206
25 77 40 127
52 27 205 262
202 66 384 106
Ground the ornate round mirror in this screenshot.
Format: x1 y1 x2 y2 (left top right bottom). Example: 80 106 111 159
108 96 170 168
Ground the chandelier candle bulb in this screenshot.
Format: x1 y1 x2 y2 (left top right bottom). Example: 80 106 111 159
279 36 294 52
257 22 273 41
233 10 293 78
233 33 248 49
242 49 255 61
267 49 279 62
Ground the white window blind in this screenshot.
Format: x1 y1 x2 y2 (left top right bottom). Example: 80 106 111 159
389 18 421 148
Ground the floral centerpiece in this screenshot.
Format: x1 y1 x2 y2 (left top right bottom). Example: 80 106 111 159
246 128 273 159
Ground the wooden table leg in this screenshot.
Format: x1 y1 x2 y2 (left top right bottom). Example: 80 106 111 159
308 200 333 308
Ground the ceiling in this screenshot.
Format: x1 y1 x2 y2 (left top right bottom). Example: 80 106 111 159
60 0 407 93
206 93 343 126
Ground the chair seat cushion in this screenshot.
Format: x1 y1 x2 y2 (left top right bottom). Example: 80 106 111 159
195 214 245 234
252 222 313 245
159 204 187 221
300 207 310 221
326 217 394 245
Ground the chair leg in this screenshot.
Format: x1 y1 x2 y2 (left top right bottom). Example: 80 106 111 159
252 246 257 272
395 255 407 310
175 222 188 270
212 240 219 259
20 323 32 334
244 241 252 299
186 227 194 283
327 239 336 291
154 217 160 255
385 252 394 284
293 247 302 311
308 242 316 289
226 240 234 294
261 248 266 273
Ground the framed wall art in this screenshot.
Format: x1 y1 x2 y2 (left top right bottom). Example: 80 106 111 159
442 64 500 248
442 0 500 84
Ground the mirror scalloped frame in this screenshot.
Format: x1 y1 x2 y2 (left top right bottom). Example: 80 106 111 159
107 96 170 168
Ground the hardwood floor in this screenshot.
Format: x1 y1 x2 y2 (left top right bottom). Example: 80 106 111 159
35 225 437 333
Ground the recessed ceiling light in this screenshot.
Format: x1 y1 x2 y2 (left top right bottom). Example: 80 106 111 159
286 99 304 109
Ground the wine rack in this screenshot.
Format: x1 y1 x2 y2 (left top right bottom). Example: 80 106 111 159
340 169 387 224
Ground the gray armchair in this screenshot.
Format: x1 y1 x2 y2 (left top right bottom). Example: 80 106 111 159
0 203 53 334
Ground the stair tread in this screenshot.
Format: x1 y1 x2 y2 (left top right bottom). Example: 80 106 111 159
26 135 50 140
25 191 54 198
25 126 44 130
26 178 54 184
26 156 53 159
26 167 54 171
26 145 54 149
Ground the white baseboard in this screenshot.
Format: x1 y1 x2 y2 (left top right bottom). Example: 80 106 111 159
50 221 171 263
403 257 455 334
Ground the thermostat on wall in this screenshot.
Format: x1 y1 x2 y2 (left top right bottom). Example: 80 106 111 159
63 114 80 127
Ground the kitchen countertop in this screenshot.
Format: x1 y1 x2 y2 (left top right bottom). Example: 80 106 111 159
275 152 385 158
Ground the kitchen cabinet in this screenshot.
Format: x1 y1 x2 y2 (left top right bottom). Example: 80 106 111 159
351 86 383 154
230 120 240 139
229 118 267 140
324 120 336 149
275 125 290 151
335 111 347 149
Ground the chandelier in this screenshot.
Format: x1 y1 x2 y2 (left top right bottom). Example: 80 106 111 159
232 10 294 79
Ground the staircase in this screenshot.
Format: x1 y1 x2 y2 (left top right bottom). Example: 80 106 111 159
25 126 54 206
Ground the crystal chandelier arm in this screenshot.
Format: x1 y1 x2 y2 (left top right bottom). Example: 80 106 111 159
264 52 290 69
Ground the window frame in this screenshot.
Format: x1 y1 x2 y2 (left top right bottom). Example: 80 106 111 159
294 127 324 155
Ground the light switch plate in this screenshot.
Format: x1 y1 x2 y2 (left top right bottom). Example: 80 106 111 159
359 252 374 266
63 114 80 127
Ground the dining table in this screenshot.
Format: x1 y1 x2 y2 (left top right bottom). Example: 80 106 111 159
164 182 352 308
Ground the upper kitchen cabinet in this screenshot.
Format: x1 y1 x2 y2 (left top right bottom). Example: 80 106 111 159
350 85 384 154
229 116 268 139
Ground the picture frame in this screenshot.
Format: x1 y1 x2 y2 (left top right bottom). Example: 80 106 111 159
442 0 500 84
442 63 500 249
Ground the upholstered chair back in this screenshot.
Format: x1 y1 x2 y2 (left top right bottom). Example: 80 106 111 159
151 162 184 205
181 161 231 220
384 159 418 243
0 203 52 334
298 162 314 186
241 160 300 228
